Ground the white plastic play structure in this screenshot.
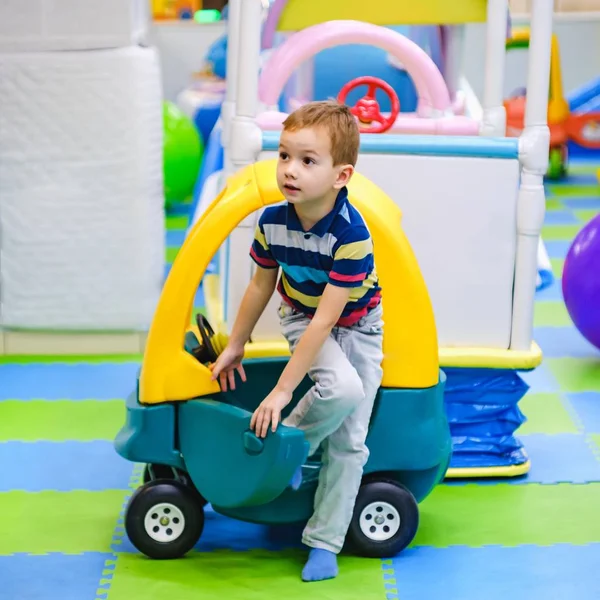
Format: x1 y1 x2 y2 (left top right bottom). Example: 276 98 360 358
0 0 161 355
199 0 553 369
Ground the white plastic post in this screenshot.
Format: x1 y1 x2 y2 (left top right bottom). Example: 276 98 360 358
510 0 552 351
222 0 265 331
221 0 241 177
444 25 465 105
481 0 508 136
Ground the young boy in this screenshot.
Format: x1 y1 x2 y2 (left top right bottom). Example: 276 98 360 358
211 100 384 582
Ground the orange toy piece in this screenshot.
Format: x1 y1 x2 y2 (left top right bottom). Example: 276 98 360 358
504 28 600 179
152 0 202 20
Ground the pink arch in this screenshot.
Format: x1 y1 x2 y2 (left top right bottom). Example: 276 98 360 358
261 0 287 50
258 20 451 113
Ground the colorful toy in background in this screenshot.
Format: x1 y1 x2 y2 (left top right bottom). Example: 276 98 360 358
152 0 202 20
505 28 600 179
562 212 600 352
567 75 600 159
163 101 204 209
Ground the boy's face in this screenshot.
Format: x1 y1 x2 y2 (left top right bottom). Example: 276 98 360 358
276 126 353 206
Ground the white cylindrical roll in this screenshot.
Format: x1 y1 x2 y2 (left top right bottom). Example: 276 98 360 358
0 46 165 331
0 0 149 53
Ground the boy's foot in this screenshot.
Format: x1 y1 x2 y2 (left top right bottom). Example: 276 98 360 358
290 465 303 490
302 548 338 582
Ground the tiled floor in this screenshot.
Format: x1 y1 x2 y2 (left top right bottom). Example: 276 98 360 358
0 162 598 600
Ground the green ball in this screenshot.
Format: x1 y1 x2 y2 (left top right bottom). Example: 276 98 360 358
163 101 204 208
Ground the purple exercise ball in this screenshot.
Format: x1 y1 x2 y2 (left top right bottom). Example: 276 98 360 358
562 212 600 350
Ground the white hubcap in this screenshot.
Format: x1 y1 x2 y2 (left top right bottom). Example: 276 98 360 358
144 502 185 542
359 501 400 541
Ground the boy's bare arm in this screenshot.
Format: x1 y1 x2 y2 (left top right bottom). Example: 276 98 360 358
228 266 279 349
211 266 278 391
251 283 351 437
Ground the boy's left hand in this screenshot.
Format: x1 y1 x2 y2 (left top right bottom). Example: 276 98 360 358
250 387 292 438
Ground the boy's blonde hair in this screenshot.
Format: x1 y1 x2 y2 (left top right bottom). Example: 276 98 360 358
282 100 360 167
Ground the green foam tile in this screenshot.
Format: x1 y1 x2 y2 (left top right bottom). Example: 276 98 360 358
166 215 189 231
414 482 600 548
166 246 179 264
0 490 127 555
544 197 564 211
568 164 598 175
541 224 582 241
534 301 571 328
107 550 385 600
550 258 565 278
574 209 600 224
547 358 600 393
547 184 600 197
0 400 124 441
517 393 578 434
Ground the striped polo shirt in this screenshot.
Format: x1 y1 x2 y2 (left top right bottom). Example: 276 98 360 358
250 187 381 327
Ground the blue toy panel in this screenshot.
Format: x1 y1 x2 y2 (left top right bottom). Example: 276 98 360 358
311 26 442 114
444 368 528 469
262 131 520 159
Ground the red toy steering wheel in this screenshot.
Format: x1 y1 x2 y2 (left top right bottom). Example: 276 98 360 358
337 76 400 134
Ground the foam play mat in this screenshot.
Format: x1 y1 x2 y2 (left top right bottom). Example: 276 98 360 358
1 162 600 600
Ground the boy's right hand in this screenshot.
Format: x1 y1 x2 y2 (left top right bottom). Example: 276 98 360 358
209 342 247 391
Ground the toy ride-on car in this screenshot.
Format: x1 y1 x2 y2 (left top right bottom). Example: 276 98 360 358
114 159 452 560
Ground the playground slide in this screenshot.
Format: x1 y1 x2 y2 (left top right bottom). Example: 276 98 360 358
567 76 600 113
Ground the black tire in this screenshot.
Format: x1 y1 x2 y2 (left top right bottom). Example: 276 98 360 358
142 464 208 507
125 480 205 559
347 480 419 558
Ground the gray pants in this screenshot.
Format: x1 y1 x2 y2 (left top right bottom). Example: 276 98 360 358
279 302 384 554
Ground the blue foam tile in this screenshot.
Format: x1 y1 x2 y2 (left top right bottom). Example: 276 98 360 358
389 544 600 600
535 280 563 301
519 363 560 394
515 433 600 484
0 441 134 491
543 210 581 225
166 229 186 248
0 552 114 600
544 240 572 260
0 363 139 401
533 326 599 359
562 197 600 210
567 392 600 434
444 433 600 486
119 504 304 554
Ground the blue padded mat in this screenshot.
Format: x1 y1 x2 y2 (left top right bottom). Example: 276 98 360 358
534 327 600 359
561 197 600 210
544 240 573 260
543 210 582 225
568 392 600 434
445 433 600 485
385 544 600 600
0 364 139 401
519 363 560 393
0 441 134 491
0 553 114 600
166 229 187 248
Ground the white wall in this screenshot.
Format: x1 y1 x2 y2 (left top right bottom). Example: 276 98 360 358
148 21 227 101
462 17 600 99
150 18 600 104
